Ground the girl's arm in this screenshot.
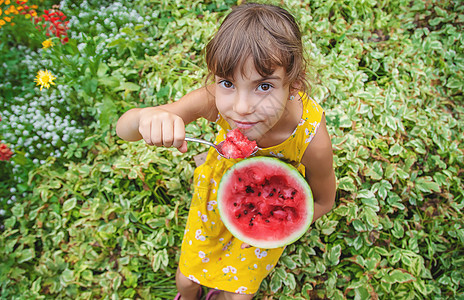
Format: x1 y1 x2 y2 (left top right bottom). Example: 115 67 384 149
301 116 337 223
116 85 218 152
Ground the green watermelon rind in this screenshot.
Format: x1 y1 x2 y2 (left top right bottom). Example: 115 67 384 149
217 156 314 249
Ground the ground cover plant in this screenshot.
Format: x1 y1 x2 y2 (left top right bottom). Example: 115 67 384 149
0 0 463 299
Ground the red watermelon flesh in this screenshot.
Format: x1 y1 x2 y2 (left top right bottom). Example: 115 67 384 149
220 128 257 159
217 157 313 248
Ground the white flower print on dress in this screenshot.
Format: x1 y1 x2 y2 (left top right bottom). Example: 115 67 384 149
207 200 217 211
198 251 210 263
305 122 320 144
270 151 284 158
235 286 248 294
188 275 200 284
222 241 232 251
201 214 208 222
266 264 274 271
197 211 208 222
195 229 206 241
254 248 268 259
222 266 237 274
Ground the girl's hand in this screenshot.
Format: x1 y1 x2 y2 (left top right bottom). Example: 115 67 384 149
137 107 188 153
241 243 251 249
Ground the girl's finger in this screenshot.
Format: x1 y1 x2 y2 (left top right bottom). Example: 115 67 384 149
178 141 188 153
241 243 251 249
161 119 174 148
150 117 163 147
172 117 186 150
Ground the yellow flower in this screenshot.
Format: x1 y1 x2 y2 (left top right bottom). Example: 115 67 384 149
0 20 5 26
34 69 56 91
42 39 54 49
4 16 11 22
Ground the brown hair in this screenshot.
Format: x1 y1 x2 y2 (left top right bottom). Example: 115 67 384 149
205 3 309 94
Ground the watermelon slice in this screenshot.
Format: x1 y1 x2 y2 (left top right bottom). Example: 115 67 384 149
217 157 313 248
219 128 257 159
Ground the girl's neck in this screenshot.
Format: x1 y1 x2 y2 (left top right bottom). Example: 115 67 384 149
256 96 303 148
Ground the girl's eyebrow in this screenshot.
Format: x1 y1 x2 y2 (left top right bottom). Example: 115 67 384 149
251 75 282 84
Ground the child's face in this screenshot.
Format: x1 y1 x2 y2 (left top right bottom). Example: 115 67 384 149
215 57 291 143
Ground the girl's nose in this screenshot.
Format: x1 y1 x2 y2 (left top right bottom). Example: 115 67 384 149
233 92 254 115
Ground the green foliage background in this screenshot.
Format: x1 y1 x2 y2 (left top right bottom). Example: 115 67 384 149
0 0 463 299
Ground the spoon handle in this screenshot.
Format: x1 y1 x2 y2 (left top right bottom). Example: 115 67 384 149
185 136 216 148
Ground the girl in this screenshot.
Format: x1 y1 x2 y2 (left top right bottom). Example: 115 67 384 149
116 3 336 300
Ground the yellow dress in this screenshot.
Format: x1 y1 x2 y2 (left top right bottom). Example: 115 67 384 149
179 94 324 294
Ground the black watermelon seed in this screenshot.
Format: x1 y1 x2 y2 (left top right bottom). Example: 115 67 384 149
269 193 274 197
234 203 237 206
244 210 248 215
237 214 241 218
258 192 262 196
265 220 270 223
249 223 254 226
292 191 296 195
246 186 255 193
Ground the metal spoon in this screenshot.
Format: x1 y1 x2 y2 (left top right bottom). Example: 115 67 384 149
184 136 259 158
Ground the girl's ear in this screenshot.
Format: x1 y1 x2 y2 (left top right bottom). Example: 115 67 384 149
289 80 302 95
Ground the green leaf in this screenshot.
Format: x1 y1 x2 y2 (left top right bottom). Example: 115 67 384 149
382 269 416 284
270 272 283 293
415 176 441 193
392 221 405 239
389 143 403 156
363 206 379 228
11 204 24 217
338 176 357 192
17 248 35 264
280 255 297 269
98 76 120 87
116 81 141 92
363 161 383 180
151 249 169 272
325 244 342 266
98 96 118 128
62 198 77 212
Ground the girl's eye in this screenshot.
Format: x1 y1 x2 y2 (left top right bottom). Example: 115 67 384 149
219 80 234 89
258 83 272 92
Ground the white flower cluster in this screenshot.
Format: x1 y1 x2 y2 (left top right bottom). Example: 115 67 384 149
60 0 157 58
0 47 85 167
1 84 85 161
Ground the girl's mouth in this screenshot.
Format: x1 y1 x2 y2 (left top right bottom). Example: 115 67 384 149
234 120 258 130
